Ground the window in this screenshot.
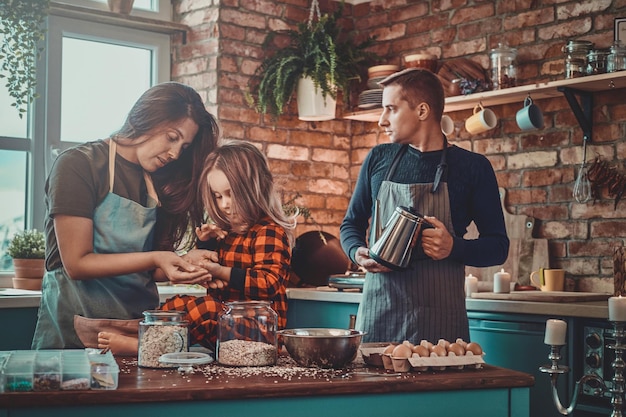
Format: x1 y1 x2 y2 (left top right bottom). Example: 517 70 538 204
0 3 170 280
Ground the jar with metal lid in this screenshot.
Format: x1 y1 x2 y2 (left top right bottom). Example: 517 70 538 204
586 49 610 75
562 40 593 78
217 300 278 367
608 42 626 72
490 43 517 89
138 310 188 368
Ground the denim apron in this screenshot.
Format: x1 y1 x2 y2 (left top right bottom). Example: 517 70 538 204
356 142 469 344
32 140 160 348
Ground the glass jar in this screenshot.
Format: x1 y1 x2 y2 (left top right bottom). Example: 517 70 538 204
138 310 188 368
562 40 593 78
607 42 626 72
489 43 517 89
586 49 610 75
217 300 278 367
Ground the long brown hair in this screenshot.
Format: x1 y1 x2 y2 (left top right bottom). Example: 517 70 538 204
112 82 220 250
200 140 297 245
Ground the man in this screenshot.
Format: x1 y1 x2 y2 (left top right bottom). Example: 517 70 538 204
340 68 509 343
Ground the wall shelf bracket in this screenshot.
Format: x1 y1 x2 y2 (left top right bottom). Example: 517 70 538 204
558 86 593 143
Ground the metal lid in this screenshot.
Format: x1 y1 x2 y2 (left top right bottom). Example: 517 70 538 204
563 40 594 53
490 43 517 57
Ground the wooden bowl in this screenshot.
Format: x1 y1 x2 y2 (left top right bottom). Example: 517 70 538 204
404 54 438 72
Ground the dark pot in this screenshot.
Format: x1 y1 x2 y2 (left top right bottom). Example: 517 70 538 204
291 231 350 286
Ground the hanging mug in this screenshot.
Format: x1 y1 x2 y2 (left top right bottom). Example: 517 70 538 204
516 96 544 131
465 104 497 134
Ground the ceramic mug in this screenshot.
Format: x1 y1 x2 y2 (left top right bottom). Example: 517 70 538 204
441 114 454 136
516 96 544 130
530 268 565 291
465 104 497 134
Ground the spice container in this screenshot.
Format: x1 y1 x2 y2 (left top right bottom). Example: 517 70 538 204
217 300 278 366
608 42 626 72
586 49 610 75
61 350 90 390
4 351 35 392
33 350 62 391
138 310 188 368
489 43 517 89
563 40 593 78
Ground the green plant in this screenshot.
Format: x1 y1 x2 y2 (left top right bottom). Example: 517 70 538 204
249 1 377 119
7 229 45 259
0 0 50 118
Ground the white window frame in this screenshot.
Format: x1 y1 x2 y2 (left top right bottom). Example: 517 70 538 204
56 0 172 21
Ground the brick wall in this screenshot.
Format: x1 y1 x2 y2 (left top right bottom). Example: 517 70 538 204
172 0 626 291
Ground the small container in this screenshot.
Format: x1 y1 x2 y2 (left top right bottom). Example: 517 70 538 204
586 49 610 75
33 350 62 391
138 310 188 368
562 40 593 78
4 351 35 392
489 43 517 89
61 350 91 390
217 300 278 366
607 42 626 72
87 349 119 390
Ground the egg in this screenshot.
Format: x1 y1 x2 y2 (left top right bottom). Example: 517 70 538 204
402 340 415 349
411 345 430 357
466 342 483 355
455 338 468 348
437 338 450 349
447 342 465 356
383 343 397 355
392 343 413 358
430 344 447 357
420 340 434 350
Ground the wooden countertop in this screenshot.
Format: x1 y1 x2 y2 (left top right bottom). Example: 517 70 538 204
2 354 533 408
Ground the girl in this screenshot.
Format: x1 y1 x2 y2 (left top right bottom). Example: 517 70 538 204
99 140 296 352
32 82 219 349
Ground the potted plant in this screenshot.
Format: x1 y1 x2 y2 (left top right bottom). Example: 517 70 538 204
0 0 50 118
249 0 377 121
7 229 46 290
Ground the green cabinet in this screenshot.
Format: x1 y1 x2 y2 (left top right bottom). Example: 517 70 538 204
287 298 358 329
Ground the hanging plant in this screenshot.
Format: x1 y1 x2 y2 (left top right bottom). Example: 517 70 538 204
248 0 378 119
0 0 50 118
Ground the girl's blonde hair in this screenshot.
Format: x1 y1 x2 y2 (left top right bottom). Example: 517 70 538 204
200 140 297 245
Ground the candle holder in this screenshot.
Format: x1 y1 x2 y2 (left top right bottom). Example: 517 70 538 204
540 321 625 417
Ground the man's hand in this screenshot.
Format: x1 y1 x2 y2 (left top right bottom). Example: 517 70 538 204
355 246 392 273
421 216 453 260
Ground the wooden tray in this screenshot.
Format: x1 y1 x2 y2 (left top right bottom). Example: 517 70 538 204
470 291 611 303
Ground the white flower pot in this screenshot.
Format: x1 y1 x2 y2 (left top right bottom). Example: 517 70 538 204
296 76 336 121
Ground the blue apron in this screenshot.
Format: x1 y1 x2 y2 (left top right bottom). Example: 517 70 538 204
356 143 469 344
32 140 160 349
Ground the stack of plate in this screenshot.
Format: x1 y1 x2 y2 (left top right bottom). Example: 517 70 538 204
358 89 383 109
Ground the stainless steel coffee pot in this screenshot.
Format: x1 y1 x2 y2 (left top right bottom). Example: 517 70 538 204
369 204 433 270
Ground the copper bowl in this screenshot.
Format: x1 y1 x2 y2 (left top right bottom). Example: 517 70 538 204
279 328 366 369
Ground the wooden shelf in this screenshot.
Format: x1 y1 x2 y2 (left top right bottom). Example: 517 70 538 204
344 71 626 122
50 2 190 38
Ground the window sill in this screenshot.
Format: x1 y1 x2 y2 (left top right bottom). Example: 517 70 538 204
50 2 190 40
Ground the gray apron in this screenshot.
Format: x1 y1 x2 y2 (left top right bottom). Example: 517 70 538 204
356 142 469 343
32 140 160 348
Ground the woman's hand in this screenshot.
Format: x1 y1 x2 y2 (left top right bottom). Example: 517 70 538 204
195 223 227 241
155 252 212 285
181 249 230 289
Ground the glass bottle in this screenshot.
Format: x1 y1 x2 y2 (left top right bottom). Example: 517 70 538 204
607 42 626 73
217 300 278 367
138 310 188 368
586 49 610 75
562 40 593 78
490 43 517 89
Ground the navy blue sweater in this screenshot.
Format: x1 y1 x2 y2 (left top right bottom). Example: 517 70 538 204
340 143 509 267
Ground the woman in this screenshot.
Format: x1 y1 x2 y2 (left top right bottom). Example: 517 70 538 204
32 82 220 349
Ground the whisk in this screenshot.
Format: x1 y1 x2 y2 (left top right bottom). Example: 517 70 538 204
573 138 591 203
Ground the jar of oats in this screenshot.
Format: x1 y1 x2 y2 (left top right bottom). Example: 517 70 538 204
217 301 278 367
138 310 188 368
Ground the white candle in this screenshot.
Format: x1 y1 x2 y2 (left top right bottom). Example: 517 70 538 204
493 268 511 293
609 296 626 321
544 319 567 345
465 274 478 298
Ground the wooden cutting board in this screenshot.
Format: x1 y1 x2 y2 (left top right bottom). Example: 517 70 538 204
471 291 611 303
464 188 550 286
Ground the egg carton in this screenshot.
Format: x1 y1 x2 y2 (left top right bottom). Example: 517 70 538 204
360 346 485 372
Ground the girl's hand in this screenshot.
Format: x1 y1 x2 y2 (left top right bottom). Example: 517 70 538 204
195 223 227 241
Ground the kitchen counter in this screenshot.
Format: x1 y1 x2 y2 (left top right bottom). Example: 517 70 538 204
287 287 609 319
0 354 534 417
